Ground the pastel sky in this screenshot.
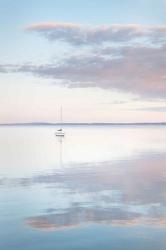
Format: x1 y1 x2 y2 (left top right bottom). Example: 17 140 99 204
0 0 166 123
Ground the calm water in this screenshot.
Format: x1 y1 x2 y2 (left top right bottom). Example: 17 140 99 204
0 125 166 250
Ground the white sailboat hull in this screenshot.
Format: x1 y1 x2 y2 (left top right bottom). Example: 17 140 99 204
55 106 65 136
55 131 65 136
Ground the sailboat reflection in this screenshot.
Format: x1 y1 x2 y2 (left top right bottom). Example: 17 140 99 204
57 135 64 168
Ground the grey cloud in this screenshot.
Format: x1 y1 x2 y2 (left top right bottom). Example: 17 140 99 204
1 23 166 97
26 23 166 46
136 106 166 112
1 45 166 97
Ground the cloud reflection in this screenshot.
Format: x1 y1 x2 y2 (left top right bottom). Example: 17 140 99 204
13 154 166 206
25 207 141 231
1 153 166 231
26 206 166 231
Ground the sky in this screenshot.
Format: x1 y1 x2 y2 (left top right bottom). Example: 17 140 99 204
0 0 166 123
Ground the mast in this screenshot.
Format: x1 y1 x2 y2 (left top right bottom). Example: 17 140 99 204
60 106 63 130
56 106 65 136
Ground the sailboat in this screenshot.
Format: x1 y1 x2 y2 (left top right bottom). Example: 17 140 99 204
55 106 65 136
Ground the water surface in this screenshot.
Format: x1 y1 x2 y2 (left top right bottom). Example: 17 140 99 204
0 125 166 250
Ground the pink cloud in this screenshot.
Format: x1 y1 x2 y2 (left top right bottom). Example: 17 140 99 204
1 44 165 97
25 22 166 46
1 23 166 97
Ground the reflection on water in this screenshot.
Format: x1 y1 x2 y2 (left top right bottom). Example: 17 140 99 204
0 125 166 250
26 207 143 231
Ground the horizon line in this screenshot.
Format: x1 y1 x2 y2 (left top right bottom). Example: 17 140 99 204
0 122 166 126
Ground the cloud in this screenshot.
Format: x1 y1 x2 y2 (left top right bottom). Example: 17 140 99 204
26 22 166 46
1 23 166 97
1 44 166 97
136 106 166 112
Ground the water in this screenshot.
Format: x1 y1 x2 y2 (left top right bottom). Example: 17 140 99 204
0 125 166 250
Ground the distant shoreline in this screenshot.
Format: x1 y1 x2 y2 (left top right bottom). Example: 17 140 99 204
0 122 166 126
